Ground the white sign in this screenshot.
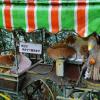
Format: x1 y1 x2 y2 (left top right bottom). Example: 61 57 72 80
19 42 42 54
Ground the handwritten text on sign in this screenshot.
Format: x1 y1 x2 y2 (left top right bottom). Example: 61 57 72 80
19 42 42 54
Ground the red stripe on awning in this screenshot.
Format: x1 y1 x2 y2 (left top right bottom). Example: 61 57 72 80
51 0 59 33
4 0 12 30
27 0 35 32
77 0 86 37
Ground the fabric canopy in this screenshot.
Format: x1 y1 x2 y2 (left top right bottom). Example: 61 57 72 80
0 0 100 37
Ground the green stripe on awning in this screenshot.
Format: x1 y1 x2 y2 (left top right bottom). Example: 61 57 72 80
88 4 100 35
12 5 26 30
36 0 49 30
0 5 3 28
61 4 75 30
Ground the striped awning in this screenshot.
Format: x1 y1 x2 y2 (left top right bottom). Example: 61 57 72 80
0 0 100 37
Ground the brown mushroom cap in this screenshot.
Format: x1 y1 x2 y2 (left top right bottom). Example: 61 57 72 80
47 46 76 60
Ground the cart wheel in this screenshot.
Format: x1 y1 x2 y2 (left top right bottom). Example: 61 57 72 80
22 80 55 100
0 93 11 100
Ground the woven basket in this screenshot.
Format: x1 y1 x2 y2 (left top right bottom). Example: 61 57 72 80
85 80 100 90
0 55 14 65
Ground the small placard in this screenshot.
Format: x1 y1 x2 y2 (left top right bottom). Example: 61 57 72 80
19 42 42 54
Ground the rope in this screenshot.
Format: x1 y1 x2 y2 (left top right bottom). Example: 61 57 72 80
0 93 11 100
